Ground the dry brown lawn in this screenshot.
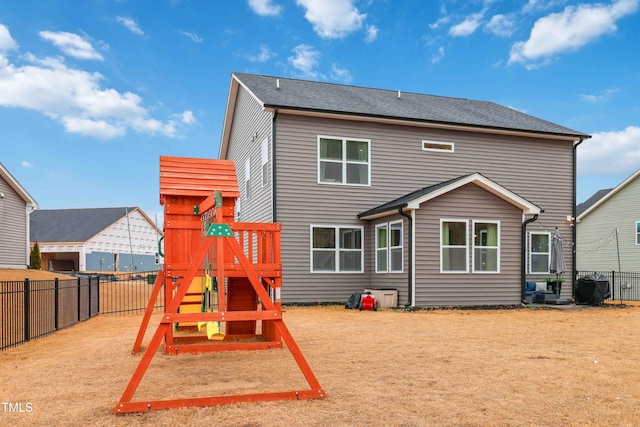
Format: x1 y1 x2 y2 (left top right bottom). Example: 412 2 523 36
2 299 640 427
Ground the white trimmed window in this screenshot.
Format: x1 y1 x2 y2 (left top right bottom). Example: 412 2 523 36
529 231 550 274
376 221 403 273
311 226 363 273
244 158 251 200
422 140 454 153
441 219 468 273
636 222 640 245
261 138 269 187
318 136 370 186
473 221 500 273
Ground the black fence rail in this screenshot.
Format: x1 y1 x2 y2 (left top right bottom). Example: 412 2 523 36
1 271 164 351
576 271 640 302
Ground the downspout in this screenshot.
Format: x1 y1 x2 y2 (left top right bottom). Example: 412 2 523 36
572 138 584 294
271 107 279 222
521 214 539 303
398 207 413 307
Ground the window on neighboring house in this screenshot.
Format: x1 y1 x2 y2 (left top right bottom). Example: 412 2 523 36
311 226 363 273
422 140 454 153
376 221 404 273
261 138 269 187
636 222 640 245
244 158 251 200
441 220 468 273
473 221 499 272
318 136 370 185
529 231 550 274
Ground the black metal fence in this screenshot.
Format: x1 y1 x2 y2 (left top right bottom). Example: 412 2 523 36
1 271 163 351
576 271 640 302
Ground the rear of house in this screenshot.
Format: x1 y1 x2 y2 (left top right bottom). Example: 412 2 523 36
220 73 589 306
0 163 38 269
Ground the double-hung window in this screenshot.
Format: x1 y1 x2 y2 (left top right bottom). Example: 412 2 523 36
441 220 468 273
529 231 550 274
311 226 363 273
636 221 640 245
473 221 499 272
318 136 370 185
376 221 403 273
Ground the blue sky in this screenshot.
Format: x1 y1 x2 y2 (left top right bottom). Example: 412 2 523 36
1 0 639 223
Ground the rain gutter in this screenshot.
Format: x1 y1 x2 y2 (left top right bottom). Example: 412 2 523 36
521 213 540 303
572 137 585 294
398 207 413 307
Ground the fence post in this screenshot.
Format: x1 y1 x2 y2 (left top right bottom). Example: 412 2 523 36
24 279 30 343
97 275 100 315
77 277 81 322
54 278 59 330
611 271 616 302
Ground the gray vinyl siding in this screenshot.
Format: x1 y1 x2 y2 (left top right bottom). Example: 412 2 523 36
414 183 522 306
0 177 29 267
274 114 574 304
226 86 273 223
577 176 640 273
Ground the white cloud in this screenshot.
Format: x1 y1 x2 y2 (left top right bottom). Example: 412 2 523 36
21 161 33 168
486 14 515 37
296 0 366 39
288 44 320 79
509 0 640 66
364 25 378 42
429 16 451 30
432 46 445 63
181 110 196 124
0 46 190 139
330 63 352 83
115 16 145 36
179 31 203 43
0 24 19 51
579 88 619 103
449 11 484 37
39 31 104 60
578 126 640 176
248 0 282 16
248 45 275 62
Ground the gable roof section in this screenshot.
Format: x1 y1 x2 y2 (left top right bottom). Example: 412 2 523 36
0 162 38 208
220 73 590 158
577 168 640 220
358 173 541 220
159 156 239 203
576 188 613 217
30 207 138 243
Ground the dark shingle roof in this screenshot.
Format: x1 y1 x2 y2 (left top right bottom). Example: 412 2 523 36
576 189 613 217
30 207 138 243
233 73 589 138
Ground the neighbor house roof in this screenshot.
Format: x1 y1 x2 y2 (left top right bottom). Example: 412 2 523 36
30 207 141 243
577 168 640 220
0 162 38 208
220 73 590 158
358 173 541 220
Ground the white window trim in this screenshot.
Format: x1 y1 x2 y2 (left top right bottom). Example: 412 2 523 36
440 218 469 274
636 221 640 245
472 220 500 273
317 135 371 186
244 158 251 200
529 231 551 274
422 140 454 153
375 220 403 273
375 223 388 273
310 225 364 273
261 138 269 188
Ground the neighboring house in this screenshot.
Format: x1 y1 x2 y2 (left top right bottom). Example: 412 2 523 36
219 72 590 306
0 163 38 269
577 169 640 273
30 207 162 272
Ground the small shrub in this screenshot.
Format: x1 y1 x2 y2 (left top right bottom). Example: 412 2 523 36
30 241 42 270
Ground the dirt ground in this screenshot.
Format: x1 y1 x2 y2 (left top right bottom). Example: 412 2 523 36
2 299 640 427
0 269 76 281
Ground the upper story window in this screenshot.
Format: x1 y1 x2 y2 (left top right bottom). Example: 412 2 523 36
244 158 251 200
261 138 269 187
529 231 550 274
636 222 640 245
318 136 370 186
422 140 454 153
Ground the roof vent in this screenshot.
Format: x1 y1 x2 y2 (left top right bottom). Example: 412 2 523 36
276 79 280 89
397 90 401 99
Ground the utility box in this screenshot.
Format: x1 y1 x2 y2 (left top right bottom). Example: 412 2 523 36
364 288 398 308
